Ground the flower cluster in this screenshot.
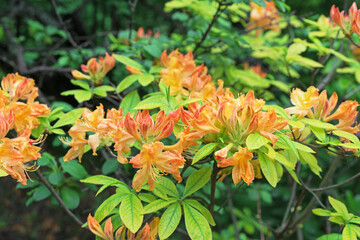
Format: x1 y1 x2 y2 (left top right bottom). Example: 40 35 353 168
330 2 360 36
287 86 359 134
0 73 50 185
159 50 224 101
247 0 280 35
72 53 115 86
63 105 184 191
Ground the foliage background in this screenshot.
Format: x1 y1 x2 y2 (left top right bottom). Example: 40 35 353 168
1 0 359 239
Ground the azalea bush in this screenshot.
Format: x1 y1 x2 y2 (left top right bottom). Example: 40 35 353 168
2 0 360 239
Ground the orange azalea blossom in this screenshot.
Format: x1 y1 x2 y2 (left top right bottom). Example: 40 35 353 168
330 2 360 36
287 86 319 118
217 147 255 186
87 214 126 240
72 52 115 85
0 128 42 185
217 91 264 144
287 86 359 134
159 50 223 101
247 0 280 35
1 73 35 101
244 62 267 78
63 104 118 162
257 108 288 146
107 108 136 164
124 109 181 144
135 27 160 40
130 141 185 191
116 218 159 240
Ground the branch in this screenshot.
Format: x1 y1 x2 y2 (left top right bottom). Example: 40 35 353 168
128 0 139 44
35 170 86 228
193 0 230 54
214 181 245 216
209 160 219 216
312 172 360 192
348 36 360 48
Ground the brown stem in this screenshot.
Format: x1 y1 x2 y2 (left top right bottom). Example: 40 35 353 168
209 160 219 216
35 170 86 228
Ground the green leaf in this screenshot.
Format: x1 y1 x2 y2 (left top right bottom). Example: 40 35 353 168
287 43 306 56
120 193 143 233
53 108 85 128
0 169 8 177
101 158 121 175
184 199 215 226
259 153 278 187
262 105 290 119
275 133 299 159
251 0 266 7
159 202 182 240
155 177 179 198
61 188 80 210
312 208 332 217
293 142 315 153
349 224 360 238
138 193 156 203
142 199 176 214
95 192 126 222
120 90 140 114
61 160 88 180
316 233 342 240
275 151 296 169
329 196 349 216
48 172 63 185
333 130 360 144
298 151 322 177
81 175 121 185
93 85 115 97
70 79 90 90
113 54 146 73
192 143 217 165
183 202 212 240
33 185 51 201
117 75 139 93
183 167 211 198
138 74 155 86
246 133 270 150
309 125 326 142
343 224 357 240
176 98 202 107
61 89 92 103
134 95 167 110
144 45 162 58
301 118 336 129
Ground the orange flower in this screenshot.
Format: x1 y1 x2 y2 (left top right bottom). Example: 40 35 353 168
324 100 359 133
330 3 360 36
257 108 288 146
0 128 42 185
0 110 14 139
247 0 280 35
72 53 115 85
87 214 116 240
287 86 319 117
130 141 184 191
63 105 117 162
217 147 254 186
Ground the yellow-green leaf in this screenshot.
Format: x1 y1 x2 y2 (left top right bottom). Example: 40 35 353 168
94 192 125 222
113 54 146 73
183 167 211 198
142 199 176 214
192 143 217 165
183 202 212 240
119 193 143 233
159 202 182 240
246 133 269 150
0 169 8 177
117 74 139 93
343 224 357 240
259 153 278 187
312 208 332 217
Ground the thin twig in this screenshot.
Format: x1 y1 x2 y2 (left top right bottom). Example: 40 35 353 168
209 160 219 216
35 170 86 228
214 181 245 216
348 36 360 48
128 0 139 45
312 172 360 192
297 174 326 209
193 0 230 54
